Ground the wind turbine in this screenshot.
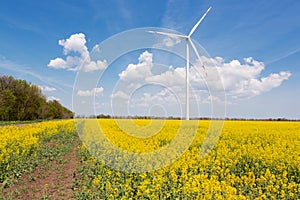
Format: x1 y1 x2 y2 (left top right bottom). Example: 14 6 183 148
148 6 212 120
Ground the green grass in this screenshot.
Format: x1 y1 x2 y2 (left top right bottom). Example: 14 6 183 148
0 119 71 126
0 120 43 126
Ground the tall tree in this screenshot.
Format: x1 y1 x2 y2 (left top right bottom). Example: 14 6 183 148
0 89 16 121
0 75 73 121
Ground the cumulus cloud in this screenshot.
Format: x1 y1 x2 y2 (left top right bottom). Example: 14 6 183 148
77 87 104 96
59 33 89 59
201 56 291 99
116 51 291 104
146 67 185 87
48 58 68 69
152 35 182 49
48 33 107 72
111 91 129 99
133 89 178 107
82 60 108 72
39 85 57 92
119 51 153 81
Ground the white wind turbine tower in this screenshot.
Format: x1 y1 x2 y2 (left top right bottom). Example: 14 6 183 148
148 6 212 120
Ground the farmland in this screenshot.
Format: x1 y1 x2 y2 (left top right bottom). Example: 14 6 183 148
0 119 299 199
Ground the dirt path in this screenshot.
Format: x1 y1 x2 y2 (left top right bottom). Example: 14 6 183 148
2 139 80 200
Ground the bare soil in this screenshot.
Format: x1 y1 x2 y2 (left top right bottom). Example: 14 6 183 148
2 141 80 200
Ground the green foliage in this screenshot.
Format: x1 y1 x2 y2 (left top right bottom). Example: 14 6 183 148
0 75 73 121
0 90 16 121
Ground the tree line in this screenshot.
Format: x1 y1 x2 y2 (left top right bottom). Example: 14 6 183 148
0 75 73 121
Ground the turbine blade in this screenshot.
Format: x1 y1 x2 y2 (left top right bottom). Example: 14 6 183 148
189 39 201 61
147 30 188 39
189 39 207 76
188 6 212 37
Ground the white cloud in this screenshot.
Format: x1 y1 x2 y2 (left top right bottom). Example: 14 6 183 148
77 87 104 96
48 33 107 72
39 85 57 92
59 33 89 59
146 67 185 87
117 51 291 103
139 89 178 106
92 44 101 53
186 56 291 100
230 71 291 98
82 60 108 72
48 96 60 101
48 57 68 69
111 91 129 99
119 51 153 81
210 56 291 99
163 36 181 47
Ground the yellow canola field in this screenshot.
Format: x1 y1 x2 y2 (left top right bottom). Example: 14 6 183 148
1 119 299 199
78 119 300 199
0 120 75 181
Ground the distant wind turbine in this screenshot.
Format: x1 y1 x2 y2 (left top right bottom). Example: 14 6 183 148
148 6 212 120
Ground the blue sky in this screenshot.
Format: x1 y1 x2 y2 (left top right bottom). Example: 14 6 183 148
0 0 299 119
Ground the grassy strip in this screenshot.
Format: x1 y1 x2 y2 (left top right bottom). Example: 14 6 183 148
0 119 70 126
0 120 42 126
